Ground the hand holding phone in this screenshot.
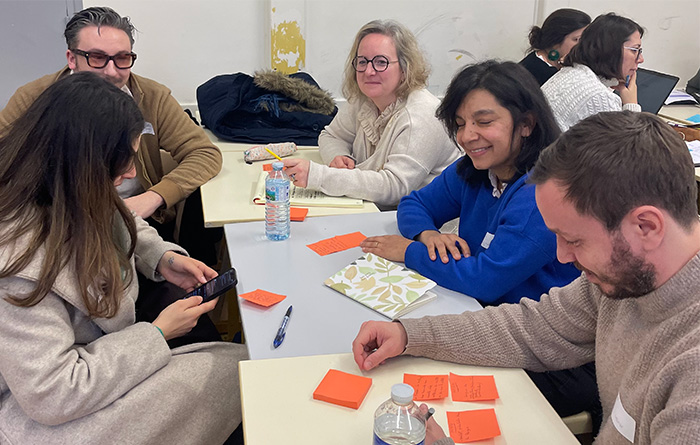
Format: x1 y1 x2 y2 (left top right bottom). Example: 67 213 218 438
182 268 238 303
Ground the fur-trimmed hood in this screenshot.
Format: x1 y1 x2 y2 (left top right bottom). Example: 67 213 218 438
253 70 336 115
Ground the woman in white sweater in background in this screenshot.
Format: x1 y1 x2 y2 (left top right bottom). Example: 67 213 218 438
542 13 644 132
284 19 459 209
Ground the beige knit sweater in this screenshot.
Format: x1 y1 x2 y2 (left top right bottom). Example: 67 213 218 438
401 253 700 444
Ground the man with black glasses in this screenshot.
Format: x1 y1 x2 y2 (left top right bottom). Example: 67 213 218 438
0 6 222 266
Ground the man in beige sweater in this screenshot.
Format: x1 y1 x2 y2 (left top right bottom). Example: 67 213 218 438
353 111 700 444
0 7 222 263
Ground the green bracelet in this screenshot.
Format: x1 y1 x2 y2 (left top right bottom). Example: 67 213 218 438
154 325 164 338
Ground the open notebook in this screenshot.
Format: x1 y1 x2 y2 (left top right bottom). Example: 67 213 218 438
252 171 363 208
324 253 437 319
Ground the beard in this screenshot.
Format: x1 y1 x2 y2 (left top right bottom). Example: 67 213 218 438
574 233 657 299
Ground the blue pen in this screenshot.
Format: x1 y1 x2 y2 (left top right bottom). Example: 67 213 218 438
273 305 293 348
625 75 630 88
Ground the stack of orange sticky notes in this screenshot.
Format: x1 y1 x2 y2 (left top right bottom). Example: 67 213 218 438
312 369 372 409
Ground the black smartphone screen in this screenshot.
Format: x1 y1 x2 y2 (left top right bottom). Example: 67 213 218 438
183 268 237 302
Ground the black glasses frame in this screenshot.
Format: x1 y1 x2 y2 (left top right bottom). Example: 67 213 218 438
71 49 137 69
352 55 398 73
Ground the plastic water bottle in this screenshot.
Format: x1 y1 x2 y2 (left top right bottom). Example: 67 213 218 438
373 384 426 445
265 161 290 241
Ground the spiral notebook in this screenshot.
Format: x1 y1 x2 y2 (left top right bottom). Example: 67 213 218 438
324 253 437 319
252 171 364 208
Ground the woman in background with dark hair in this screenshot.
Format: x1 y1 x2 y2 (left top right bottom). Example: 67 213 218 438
542 12 644 131
519 8 591 85
361 60 601 433
0 72 245 444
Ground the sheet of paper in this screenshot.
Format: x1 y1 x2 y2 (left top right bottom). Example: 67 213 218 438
312 369 372 410
290 207 308 221
449 374 499 402
238 289 286 307
307 232 367 256
447 409 501 443
403 374 449 400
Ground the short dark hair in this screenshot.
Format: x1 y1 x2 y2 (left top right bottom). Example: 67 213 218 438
65 6 136 49
530 111 698 231
563 13 644 79
436 60 561 183
528 8 591 51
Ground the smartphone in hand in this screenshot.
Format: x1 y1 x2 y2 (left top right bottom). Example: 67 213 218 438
182 268 238 303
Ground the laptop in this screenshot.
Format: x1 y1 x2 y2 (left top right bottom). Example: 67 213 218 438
635 67 680 114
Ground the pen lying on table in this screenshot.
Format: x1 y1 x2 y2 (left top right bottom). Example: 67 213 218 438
273 305 293 348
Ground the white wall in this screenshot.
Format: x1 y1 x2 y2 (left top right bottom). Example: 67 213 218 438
69 0 700 107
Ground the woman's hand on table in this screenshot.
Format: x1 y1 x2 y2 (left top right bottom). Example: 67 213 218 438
361 235 411 262
157 251 217 291
329 155 355 169
417 230 470 263
282 158 310 187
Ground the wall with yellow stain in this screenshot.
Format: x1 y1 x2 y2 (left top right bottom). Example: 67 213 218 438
270 14 306 74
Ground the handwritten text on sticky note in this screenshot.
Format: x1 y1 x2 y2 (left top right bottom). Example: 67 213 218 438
238 289 286 307
403 374 449 400
449 374 499 402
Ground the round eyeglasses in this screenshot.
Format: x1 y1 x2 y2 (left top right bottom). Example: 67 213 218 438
352 55 399 72
71 49 137 69
623 46 643 62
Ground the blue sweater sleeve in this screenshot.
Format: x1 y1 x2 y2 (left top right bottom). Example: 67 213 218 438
403 178 562 304
397 160 464 239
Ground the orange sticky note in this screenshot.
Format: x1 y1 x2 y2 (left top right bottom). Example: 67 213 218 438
262 163 273 171
312 369 372 409
238 289 286 307
403 374 449 400
290 207 308 221
449 374 499 402
447 409 501 443
335 231 367 249
306 232 367 255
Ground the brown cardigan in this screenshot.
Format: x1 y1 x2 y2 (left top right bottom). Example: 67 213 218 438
0 67 222 223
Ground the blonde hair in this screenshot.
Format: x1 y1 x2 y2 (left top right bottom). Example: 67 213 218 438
341 19 430 103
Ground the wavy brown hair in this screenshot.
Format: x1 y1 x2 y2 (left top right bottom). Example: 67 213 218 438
0 72 144 318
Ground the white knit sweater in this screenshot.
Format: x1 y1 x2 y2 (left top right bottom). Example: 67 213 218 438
542 64 641 132
307 89 460 207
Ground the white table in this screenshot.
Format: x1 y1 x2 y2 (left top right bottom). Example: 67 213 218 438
200 150 379 226
239 353 579 445
225 211 482 360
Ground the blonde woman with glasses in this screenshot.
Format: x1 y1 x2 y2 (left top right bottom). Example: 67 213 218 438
284 19 459 209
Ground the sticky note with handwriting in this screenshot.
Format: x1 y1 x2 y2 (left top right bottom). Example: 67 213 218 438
312 369 372 409
403 373 449 400
446 409 501 443
449 374 499 402
238 289 286 307
307 232 367 256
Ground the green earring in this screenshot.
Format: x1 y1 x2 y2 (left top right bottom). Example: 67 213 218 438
547 49 560 62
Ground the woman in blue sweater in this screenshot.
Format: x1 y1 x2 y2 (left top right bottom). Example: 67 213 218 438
361 60 580 306
361 61 600 431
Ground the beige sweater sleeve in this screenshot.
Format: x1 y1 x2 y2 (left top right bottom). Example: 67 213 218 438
400 277 598 372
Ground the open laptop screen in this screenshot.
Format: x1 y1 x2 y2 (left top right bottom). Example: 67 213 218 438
635 68 679 114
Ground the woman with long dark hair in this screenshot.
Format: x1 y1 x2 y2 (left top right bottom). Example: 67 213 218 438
0 72 245 444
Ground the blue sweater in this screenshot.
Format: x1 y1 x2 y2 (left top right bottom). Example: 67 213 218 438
398 161 580 305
